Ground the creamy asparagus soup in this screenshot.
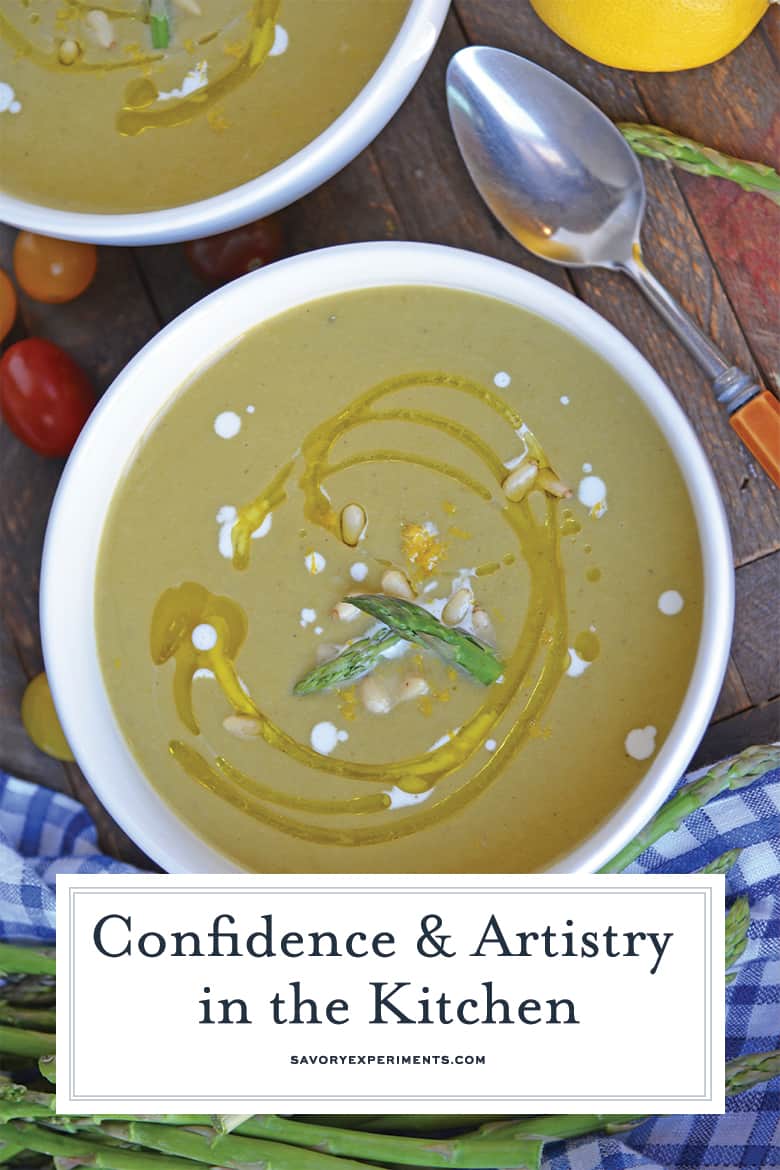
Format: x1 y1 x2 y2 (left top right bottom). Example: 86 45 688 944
95 286 703 872
0 1 409 213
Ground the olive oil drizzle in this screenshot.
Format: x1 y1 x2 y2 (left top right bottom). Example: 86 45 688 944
0 2 280 136
118 2 279 137
153 370 569 845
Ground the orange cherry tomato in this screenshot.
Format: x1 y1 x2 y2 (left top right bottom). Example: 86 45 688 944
0 269 17 343
13 232 97 304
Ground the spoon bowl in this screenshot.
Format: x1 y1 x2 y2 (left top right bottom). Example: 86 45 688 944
447 47 644 267
446 45 778 483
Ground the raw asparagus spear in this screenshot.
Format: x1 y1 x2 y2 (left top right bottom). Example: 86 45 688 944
698 848 741 876
0 945 55 978
619 123 780 205
0 1123 216 1170
0 1025 54 1060
349 595 503 685
600 745 780 873
233 1114 544 1168
725 895 751 981
725 1048 780 1095
293 629 401 695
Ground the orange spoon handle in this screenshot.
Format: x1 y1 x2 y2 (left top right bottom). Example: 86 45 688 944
730 390 780 488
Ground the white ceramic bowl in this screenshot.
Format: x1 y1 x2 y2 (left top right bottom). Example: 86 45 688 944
41 242 734 873
0 1 450 246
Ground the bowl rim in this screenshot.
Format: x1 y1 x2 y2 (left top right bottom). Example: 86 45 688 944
41 240 734 874
0 0 451 246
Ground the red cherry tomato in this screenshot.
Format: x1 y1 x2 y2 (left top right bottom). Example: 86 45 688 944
185 216 285 286
0 339 94 456
0 269 17 343
13 232 97 304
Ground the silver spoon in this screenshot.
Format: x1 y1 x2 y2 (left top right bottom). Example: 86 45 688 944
446 46 779 483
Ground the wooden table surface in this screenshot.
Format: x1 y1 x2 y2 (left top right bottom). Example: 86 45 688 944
1 1 778 866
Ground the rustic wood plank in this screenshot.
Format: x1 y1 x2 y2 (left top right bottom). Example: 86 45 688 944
134 134 413 326
132 245 204 327
693 696 780 769
731 550 780 706
454 0 780 562
712 657 752 724
634 14 780 393
368 12 573 288
762 8 780 65
0 231 159 391
0 225 160 856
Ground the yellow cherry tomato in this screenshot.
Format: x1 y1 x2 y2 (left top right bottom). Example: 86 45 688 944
0 269 17 343
21 672 74 761
13 232 97 304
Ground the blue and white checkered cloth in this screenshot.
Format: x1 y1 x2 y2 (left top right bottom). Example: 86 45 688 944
0 763 778 1167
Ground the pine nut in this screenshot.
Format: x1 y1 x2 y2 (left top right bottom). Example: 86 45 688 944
340 503 366 547
398 675 429 702
381 568 416 600
333 601 361 622
472 606 495 640
442 587 472 627
222 714 263 740
502 460 538 502
537 467 573 498
86 10 116 48
58 39 81 65
360 676 393 715
173 0 202 13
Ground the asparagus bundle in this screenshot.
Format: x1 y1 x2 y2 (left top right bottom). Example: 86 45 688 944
619 123 780 205
0 745 776 1169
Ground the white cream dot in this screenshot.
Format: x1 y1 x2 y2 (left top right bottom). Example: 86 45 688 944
216 505 237 559
625 726 657 761
269 24 289 55
300 608 316 628
0 83 21 114
246 405 255 414
251 513 273 540
582 462 592 473
310 722 344 755
337 730 349 743
192 623 217 651
658 590 684 616
314 625 324 636
214 411 242 439
578 475 608 516
350 562 369 582
566 648 590 678
493 371 511 388
560 395 570 405
485 739 497 752
383 785 433 809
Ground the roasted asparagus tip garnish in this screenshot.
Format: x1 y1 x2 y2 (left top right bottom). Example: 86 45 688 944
149 0 171 49
349 594 503 686
293 629 401 695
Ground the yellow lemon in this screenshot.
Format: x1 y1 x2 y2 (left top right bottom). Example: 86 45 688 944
530 0 769 72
